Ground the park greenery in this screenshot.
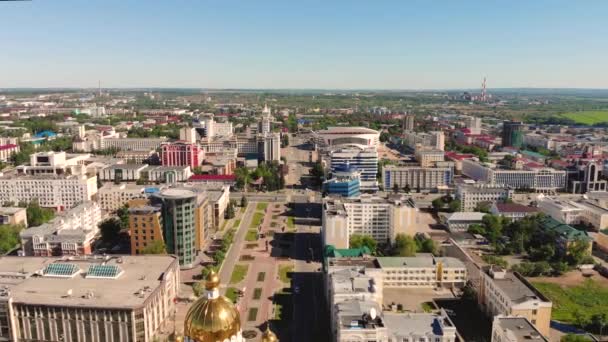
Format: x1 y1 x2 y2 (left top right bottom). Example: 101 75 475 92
349 233 437 257
225 200 237 219
25 201 55 227
469 214 593 276
234 162 285 191
140 240 167 254
432 195 461 213
0 224 25 254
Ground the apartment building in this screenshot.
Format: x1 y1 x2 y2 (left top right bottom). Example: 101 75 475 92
0 255 180 342
322 194 417 248
98 183 149 211
479 266 552 337
329 147 379 191
383 165 453 190
20 201 101 256
456 183 513 212
0 173 97 210
129 200 164 255
462 159 566 192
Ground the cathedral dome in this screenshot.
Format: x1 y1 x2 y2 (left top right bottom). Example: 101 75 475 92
184 270 241 342
261 328 278 342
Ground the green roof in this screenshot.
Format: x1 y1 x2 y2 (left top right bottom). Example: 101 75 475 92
86 264 123 279
324 245 371 258
43 263 80 277
540 217 592 242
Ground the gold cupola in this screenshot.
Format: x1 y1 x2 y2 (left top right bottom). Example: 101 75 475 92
184 270 242 342
261 327 278 342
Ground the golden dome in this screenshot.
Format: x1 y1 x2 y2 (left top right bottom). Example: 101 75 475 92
261 328 278 342
184 270 241 342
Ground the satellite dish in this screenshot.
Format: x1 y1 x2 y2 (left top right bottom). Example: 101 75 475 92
370 308 377 320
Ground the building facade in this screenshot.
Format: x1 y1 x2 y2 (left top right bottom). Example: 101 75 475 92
383 165 453 191
161 142 204 168
329 147 379 191
456 183 514 212
129 200 164 255
502 121 524 148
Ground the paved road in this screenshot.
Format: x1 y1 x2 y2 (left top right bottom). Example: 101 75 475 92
291 223 327 342
218 203 255 294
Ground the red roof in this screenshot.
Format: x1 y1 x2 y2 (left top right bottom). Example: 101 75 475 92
0 144 18 151
445 151 475 160
494 203 539 213
189 174 235 181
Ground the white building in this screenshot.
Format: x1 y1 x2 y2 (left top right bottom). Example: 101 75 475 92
465 116 482 135
462 159 566 192
322 195 418 248
456 183 514 212
441 212 486 232
330 147 378 191
383 165 453 191
491 316 548 342
537 195 608 230
16 151 90 176
314 126 380 150
20 201 101 256
98 183 149 211
0 174 97 210
0 255 180 342
100 137 168 151
404 131 445 151
258 133 281 162
415 149 445 167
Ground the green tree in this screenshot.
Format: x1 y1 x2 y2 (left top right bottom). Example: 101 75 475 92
225 201 236 219
567 239 591 265
310 162 324 186
561 334 591 342
141 240 167 254
474 202 491 213
192 166 204 175
431 198 445 211
235 167 251 191
26 201 55 227
99 218 122 244
349 234 377 254
116 205 130 229
393 183 400 193
392 234 417 257
416 238 437 255
448 199 461 212
240 196 248 208
0 224 24 253
403 184 411 193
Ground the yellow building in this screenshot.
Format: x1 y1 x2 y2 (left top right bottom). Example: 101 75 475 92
479 266 552 338
128 200 165 255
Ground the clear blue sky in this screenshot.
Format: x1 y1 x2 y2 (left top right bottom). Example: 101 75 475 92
1 0 607 89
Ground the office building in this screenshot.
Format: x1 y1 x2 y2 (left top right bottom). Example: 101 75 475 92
491 316 548 342
329 147 379 191
456 183 513 212
324 163 361 197
20 201 101 256
115 149 157 164
152 187 212 268
502 121 524 148
0 255 179 342
383 164 453 191
257 133 281 162
16 151 90 176
160 141 204 168
0 207 27 226
489 203 539 221
129 200 164 255
179 127 198 143
415 149 445 167
0 174 97 210
260 104 272 134
461 159 566 192
479 266 552 337
404 131 445 151
322 194 417 248
100 164 148 182
536 196 583 225
197 114 233 140
99 165 192 183
100 137 168 151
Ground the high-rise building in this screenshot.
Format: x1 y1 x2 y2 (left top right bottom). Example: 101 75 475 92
403 115 415 131
129 200 165 255
502 121 524 148
0 255 180 342
153 187 211 269
260 104 272 134
329 147 379 191
430 131 445 151
324 163 361 197
322 194 417 248
179 127 198 143
161 142 204 168
257 133 281 162
465 116 482 135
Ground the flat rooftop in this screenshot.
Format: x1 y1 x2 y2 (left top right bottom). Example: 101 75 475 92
376 255 466 269
383 311 455 337
0 255 177 309
494 317 548 341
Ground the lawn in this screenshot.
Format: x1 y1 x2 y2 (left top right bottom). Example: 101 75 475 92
257 272 266 282
247 307 258 321
245 229 258 242
229 264 249 284
233 219 241 229
278 264 294 284
286 216 295 231
421 302 435 313
256 202 268 211
225 287 239 303
249 212 265 229
532 279 608 324
253 288 262 300
560 111 608 125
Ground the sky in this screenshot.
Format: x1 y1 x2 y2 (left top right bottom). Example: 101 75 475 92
1 0 607 89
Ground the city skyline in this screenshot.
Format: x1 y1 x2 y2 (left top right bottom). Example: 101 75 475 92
2 0 608 89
